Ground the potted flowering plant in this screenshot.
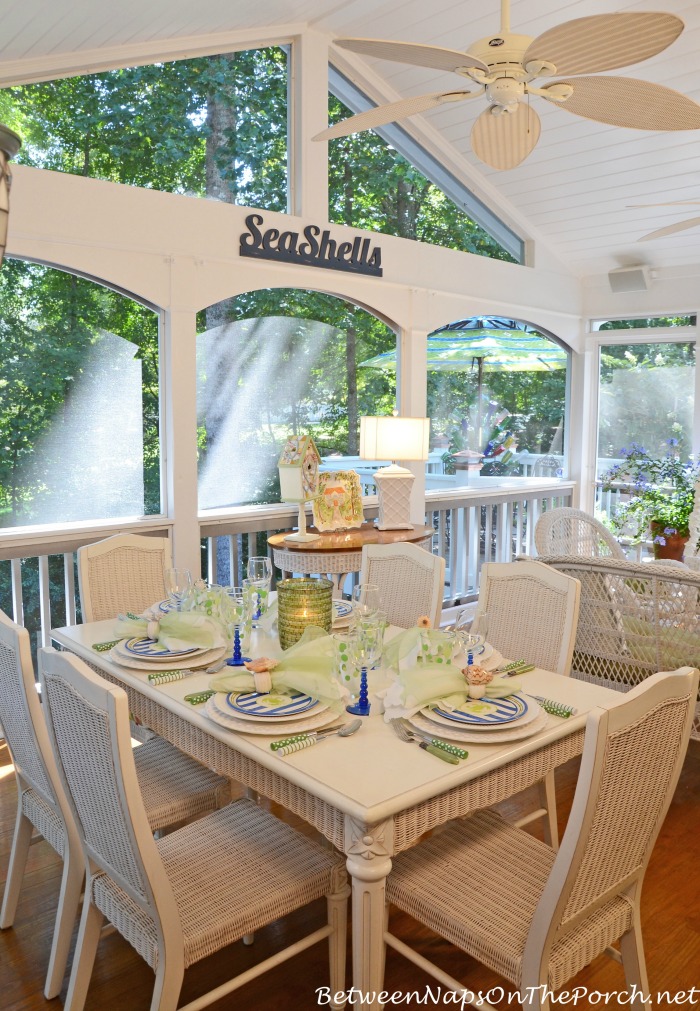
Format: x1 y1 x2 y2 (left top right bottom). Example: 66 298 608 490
601 443 700 560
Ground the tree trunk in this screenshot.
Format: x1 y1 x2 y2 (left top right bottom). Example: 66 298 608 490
205 56 239 331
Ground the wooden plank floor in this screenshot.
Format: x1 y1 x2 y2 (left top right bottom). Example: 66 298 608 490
1 739 698 1010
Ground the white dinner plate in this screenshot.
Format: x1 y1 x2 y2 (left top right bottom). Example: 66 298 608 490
109 645 226 671
204 695 337 735
408 704 549 744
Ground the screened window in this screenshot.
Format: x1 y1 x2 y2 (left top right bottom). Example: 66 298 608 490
0 47 289 211
196 289 396 509
0 259 161 527
327 72 522 262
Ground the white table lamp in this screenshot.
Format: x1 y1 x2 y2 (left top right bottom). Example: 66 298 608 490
360 415 430 530
278 434 321 542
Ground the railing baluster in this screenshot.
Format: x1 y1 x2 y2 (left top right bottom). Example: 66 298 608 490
10 558 24 625
38 555 51 648
64 553 77 625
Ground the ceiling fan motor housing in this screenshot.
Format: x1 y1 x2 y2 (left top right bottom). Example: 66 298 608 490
468 33 533 78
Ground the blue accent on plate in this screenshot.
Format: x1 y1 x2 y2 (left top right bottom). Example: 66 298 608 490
435 694 527 726
333 601 353 618
123 637 197 658
158 599 174 613
225 691 318 717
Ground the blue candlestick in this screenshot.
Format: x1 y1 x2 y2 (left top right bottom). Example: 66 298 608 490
346 666 371 716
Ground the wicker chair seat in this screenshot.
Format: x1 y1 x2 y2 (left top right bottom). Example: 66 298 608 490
92 798 343 970
132 737 230 832
388 810 632 988
21 787 66 855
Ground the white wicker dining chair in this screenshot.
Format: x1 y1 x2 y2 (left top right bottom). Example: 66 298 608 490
473 559 581 847
535 507 626 559
385 667 698 1010
38 647 349 1011
0 613 230 999
77 532 173 622
359 542 445 629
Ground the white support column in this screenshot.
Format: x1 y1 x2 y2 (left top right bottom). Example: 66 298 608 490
289 30 330 221
397 321 429 524
162 307 202 575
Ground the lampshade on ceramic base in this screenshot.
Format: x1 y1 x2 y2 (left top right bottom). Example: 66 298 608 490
374 465 415 530
284 503 320 543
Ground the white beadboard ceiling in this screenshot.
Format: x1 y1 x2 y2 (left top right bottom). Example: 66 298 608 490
2 0 700 281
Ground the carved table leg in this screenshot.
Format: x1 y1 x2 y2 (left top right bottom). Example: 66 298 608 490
345 817 394 1010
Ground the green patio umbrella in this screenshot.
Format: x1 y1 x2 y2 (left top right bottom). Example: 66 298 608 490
359 316 568 449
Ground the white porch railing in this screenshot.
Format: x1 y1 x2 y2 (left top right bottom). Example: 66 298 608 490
0 481 574 654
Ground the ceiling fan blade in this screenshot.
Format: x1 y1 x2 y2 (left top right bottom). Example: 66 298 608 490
471 104 541 171
313 91 475 142
546 77 700 131
639 217 700 242
334 38 488 74
524 12 682 76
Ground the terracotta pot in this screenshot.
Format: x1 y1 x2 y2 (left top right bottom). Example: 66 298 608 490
650 522 689 561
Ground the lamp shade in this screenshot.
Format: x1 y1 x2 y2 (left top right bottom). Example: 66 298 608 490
359 416 430 462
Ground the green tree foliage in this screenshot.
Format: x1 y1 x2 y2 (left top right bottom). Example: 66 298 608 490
327 96 516 260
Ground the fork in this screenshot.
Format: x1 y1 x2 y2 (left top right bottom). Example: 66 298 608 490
390 720 460 763
399 720 468 759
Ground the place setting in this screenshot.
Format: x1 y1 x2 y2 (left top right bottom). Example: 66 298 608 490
380 613 555 746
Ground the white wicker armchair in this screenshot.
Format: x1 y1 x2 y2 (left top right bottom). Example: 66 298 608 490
384 668 698 1009
359 542 445 629
535 507 626 559
536 554 700 741
474 560 581 847
77 532 173 622
0 612 230 999
39 648 348 1011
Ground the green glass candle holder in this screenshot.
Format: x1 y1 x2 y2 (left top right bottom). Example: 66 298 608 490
277 577 333 650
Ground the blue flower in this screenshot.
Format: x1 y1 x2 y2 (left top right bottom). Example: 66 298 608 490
663 527 677 536
653 535 667 546
667 437 679 447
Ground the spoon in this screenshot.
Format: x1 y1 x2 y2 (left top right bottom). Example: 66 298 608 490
272 719 362 756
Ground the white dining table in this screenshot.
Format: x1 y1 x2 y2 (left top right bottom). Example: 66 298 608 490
51 618 625 1010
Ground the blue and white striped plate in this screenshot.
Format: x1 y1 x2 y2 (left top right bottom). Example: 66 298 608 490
431 693 528 726
225 691 319 718
123 636 197 658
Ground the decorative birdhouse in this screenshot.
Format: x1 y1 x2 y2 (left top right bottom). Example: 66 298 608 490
278 434 321 503
278 435 322 542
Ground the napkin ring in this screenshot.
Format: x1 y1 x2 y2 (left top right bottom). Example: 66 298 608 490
253 671 272 694
146 618 161 641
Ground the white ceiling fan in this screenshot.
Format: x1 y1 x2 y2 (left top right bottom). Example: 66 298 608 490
314 0 700 171
633 202 700 241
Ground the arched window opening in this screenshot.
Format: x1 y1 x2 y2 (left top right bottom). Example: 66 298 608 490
196 289 396 510
0 258 161 528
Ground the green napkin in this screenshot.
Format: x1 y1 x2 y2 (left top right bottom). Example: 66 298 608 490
114 611 226 653
381 627 522 721
210 625 349 712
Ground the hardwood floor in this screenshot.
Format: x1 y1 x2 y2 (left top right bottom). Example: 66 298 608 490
1 738 698 1010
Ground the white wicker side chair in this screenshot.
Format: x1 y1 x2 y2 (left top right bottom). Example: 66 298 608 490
77 532 173 622
0 616 230 999
473 559 581 847
359 542 445 629
535 507 626 559
38 648 349 1011
385 667 698 1009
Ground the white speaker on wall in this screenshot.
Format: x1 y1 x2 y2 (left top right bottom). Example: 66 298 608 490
608 265 651 293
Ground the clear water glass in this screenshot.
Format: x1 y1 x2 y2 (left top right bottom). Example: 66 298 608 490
163 568 192 611
246 556 273 624
352 583 382 617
